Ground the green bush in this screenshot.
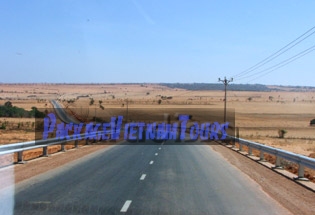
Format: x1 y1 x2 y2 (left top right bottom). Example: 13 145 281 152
89 98 94 105
278 129 287 138
0 122 6 130
0 101 45 118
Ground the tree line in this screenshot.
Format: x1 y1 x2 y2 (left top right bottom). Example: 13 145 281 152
0 101 45 118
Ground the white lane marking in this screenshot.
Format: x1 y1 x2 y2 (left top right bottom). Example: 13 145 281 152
155 153 158 156
30 201 51 204
120 200 132 212
140 174 146 180
158 147 161 150
149 160 154 165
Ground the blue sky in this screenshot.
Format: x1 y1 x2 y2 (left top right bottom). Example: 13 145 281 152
1 0 315 86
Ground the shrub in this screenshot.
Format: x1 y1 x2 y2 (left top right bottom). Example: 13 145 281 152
0 122 6 130
4 101 12 107
278 129 287 138
89 98 94 105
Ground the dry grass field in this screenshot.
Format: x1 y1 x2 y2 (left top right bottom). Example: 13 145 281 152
1 83 315 159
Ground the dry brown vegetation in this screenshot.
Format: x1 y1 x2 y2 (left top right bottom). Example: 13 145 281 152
0 83 315 159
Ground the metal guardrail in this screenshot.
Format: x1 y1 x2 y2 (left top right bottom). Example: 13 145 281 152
228 135 315 180
1 131 315 181
0 132 105 164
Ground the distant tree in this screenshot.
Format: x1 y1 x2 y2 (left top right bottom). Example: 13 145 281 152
268 96 274 101
30 107 45 118
4 101 12 107
158 99 162 105
89 98 94 105
99 100 102 105
0 122 6 130
247 97 252 102
278 129 287 138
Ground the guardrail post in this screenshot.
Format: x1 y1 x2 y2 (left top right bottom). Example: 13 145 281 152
248 147 252 156
43 146 49 157
239 143 243 151
231 128 239 149
75 140 79 148
295 164 309 181
274 156 283 169
259 151 265 161
17 151 26 164
61 142 66 152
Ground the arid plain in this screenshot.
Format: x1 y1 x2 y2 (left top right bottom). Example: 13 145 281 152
0 83 315 158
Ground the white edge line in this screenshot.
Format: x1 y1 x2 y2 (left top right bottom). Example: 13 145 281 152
155 153 158 156
149 161 154 165
120 200 132 212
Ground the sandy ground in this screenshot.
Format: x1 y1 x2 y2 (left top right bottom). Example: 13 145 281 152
0 83 315 177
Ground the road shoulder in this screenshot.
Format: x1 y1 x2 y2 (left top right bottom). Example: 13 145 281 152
211 145 315 215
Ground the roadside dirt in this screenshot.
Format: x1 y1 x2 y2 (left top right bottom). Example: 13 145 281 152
0 144 111 189
211 145 315 215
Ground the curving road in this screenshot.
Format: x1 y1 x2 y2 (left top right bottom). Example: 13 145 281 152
4 140 290 215
51 100 81 124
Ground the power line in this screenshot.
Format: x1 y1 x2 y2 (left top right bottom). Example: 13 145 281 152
237 44 315 81
245 45 315 83
233 25 315 79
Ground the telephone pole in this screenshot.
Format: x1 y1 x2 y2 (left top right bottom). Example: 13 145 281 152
126 98 129 123
218 77 233 122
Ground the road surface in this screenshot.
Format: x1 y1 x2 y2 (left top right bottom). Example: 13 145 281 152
51 100 80 124
1 140 290 215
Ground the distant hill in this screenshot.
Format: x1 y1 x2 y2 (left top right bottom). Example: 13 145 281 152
159 83 315 92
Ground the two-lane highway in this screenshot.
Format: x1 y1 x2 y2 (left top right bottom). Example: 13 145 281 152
3 140 291 214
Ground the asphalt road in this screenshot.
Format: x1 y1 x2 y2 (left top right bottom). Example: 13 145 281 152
51 100 80 124
2 140 290 215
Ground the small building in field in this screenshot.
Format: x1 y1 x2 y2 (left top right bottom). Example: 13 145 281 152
310 119 315 126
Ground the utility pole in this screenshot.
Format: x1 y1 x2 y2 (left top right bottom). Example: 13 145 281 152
218 77 233 122
94 104 96 124
126 98 129 123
